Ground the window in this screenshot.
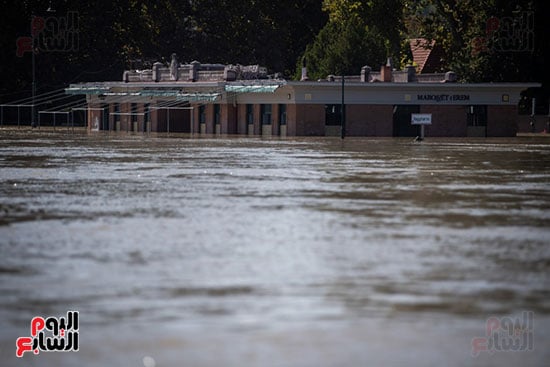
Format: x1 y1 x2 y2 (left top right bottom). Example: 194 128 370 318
131 103 137 122
101 103 108 130
214 104 221 125
199 105 206 124
279 104 287 125
144 104 150 132
144 103 150 122
325 104 343 126
467 105 487 126
261 104 272 125
113 103 120 128
246 104 254 124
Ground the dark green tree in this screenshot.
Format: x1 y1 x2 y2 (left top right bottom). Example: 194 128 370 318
190 0 325 76
300 19 387 79
404 0 544 83
298 0 406 80
0 0 325 102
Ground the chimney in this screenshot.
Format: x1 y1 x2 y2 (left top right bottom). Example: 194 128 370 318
300 57 309 81
152 62 163 82
381 65 391 82
405 65 416 82
361 66 371 82
381 58 392 82
300 67 309 81
224 66 237 81
444 71 457 83
189 60 200 82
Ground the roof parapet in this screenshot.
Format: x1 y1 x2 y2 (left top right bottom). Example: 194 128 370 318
123 55 271 83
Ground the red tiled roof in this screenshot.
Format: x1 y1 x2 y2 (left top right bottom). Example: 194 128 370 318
409 38 443 74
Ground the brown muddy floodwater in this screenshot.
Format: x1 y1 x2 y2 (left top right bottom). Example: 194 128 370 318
0 129 549 366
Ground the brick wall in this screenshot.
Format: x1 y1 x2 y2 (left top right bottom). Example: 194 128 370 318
294 104 324 136
204 104 214 134
253 104 261 135
286 104 297 136
237 104 247 134
421 105 467 137
221 104 237 134
487 105 518 136
191 104 199 133
109 104 116 131
271 104 280 136
346 105 393 136
150 107 158 132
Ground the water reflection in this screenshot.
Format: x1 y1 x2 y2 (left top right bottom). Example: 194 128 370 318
0 130 549 366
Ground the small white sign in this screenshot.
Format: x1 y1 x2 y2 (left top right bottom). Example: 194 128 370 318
411 113 432 125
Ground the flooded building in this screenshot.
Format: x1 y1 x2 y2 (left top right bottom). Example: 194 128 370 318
66 54 539 137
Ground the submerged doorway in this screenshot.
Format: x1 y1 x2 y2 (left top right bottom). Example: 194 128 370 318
325 104 344 136
467 105 487 137
393 105 420 137
101 103 109 130
156 105 191 132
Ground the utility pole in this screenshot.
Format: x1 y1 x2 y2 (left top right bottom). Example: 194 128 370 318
31 3 56 128
340 75 345 139
31 15 36 128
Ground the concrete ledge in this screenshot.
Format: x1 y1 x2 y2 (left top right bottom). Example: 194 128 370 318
262 125 272 136
467 126 486 137
325 126 341 136
517 132 550 138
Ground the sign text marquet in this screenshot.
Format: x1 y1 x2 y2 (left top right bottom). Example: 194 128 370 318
417 94 470 102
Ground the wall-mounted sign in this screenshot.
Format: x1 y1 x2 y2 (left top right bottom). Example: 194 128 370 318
411 113 432 125
417 94 470 102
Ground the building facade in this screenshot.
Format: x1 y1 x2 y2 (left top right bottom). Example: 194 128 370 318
66 57 540 137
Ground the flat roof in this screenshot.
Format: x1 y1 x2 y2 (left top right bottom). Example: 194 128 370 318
289 81 541 89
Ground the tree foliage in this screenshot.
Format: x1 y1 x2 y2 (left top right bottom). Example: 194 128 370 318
0 0 325 102
299 0 405 79
404 0 545 83
302 0 546 85
0 0 547 103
